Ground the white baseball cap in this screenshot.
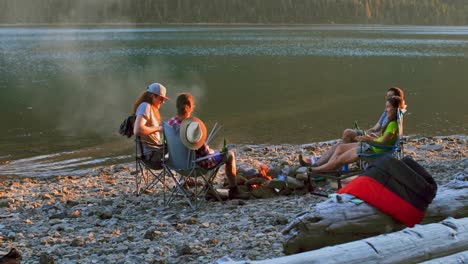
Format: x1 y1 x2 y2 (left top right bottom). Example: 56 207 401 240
147 83 170 100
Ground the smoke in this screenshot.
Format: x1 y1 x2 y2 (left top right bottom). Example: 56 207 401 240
54 58 207 138
29 29 207 138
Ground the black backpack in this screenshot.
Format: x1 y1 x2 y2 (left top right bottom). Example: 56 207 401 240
119 115 136 138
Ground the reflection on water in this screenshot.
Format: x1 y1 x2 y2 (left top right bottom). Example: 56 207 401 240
0 148 130 178
0 25 467 177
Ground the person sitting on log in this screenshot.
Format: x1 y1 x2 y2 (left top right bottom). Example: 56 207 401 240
299 86 406 167
309 96 403 173
168 92 249 200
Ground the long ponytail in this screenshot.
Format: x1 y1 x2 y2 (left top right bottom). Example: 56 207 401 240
132 91 161 123
132 91 151 114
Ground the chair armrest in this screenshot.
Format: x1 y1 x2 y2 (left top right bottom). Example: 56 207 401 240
194 152 223 162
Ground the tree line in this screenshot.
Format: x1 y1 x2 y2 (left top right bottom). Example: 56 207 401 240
0 0 466 25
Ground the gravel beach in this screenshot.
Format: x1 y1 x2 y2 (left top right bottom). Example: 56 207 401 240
0 135 466 263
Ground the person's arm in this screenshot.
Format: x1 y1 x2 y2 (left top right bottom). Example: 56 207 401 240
359 132 395 146
133 115 162 136
365 112 386 136
357 122 397 146
365 125 381 137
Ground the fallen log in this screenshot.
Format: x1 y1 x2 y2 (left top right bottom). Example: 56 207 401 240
282 178 468 254
228 217 468 264
419 250 468 264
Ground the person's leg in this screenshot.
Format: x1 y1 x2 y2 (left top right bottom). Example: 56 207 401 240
225 151 237 187
299 143 338 167
311 143 358 173
224 151 249 199
342 129 359 143
314 144 338 166
299 128 359 167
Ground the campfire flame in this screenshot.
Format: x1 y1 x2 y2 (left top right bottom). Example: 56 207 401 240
246 164 273 189
258 164 272 181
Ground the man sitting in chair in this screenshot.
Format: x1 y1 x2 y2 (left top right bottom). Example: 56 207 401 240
309 96 403 173
168 93 249 200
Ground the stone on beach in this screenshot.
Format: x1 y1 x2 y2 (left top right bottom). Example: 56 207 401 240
0 135 466 263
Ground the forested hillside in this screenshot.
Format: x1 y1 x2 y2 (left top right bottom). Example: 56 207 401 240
0 0 466 25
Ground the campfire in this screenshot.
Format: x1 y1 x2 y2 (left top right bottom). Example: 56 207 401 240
249 164 272 189
226 162 314 199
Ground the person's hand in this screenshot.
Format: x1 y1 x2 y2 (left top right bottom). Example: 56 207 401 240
356 136 367 142
365 130 378 138
150 125 162 133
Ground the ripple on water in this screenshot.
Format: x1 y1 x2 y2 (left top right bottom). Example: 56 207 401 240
0 151 131 178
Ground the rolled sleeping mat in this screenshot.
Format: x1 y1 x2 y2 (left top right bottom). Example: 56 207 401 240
338 154 437 227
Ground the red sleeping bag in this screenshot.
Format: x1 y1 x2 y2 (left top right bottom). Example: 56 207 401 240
338 155 437 227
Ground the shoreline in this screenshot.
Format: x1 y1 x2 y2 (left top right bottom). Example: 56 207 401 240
2 23 464 28
0 135 466 263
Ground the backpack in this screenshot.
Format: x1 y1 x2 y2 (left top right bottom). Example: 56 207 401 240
119 115 136 138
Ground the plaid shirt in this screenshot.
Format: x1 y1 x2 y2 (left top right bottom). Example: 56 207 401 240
168 116 182 127
168 116 222 169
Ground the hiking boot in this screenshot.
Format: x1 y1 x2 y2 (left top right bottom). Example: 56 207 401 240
228 186 250 200
0 248 21 264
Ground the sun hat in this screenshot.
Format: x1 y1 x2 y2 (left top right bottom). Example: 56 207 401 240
147 83 170 100
180 117 207 150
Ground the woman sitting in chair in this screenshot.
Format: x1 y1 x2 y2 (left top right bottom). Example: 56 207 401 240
300 86 406 167
342 86 406 143
133 83 170 169
168 93 249 200
310 96 403 174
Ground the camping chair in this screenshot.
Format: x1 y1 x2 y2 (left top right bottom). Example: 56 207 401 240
162 121 225 210
357 108 406 167
133 136 168 197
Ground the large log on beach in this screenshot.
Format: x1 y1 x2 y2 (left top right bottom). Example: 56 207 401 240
282 178 468 255
229 217 468 264
419 250 468 264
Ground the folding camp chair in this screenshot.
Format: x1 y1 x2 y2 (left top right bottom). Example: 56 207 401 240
133 136 168 197
358 108 406 167
162 121 225 210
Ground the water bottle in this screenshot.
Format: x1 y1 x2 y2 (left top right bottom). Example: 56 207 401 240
222 137 227 152
277 174 286 181
354 120 360 130
281 167 289 186
310 156 318 165
341 164 349 172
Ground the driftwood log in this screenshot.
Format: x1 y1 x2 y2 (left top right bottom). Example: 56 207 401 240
419 250 468 264
228 217 468 264
282 178 468 254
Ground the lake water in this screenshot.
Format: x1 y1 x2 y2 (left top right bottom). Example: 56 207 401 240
0 25 467 178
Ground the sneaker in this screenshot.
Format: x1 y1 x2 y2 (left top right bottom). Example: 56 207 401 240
228 186 250 200
299 154 319 167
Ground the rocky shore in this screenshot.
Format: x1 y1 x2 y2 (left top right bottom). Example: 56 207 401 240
0 135 466 264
